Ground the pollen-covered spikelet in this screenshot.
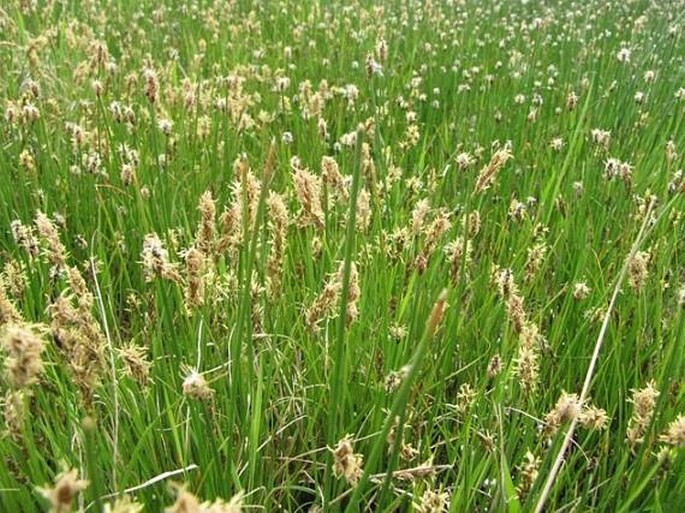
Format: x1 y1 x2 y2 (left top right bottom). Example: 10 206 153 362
305 261 359 329
331 436 364 486
361 142 377 187
627 380 660 448
3 389 25 440
1 323 47 388
217 202 242 256
218 156 262 255
38 468 89 513
421 209 451 262
141 233 181 282
415 488 450 513
492 266 528 333
49 268 106 404
344 262 361 326
292 160 325 229
182 368 214 401
34 211 68 273
513 322 542 393
117 342 152 387
543 391 581 437
305 270 341 331
166 484 244 513
265 192 289 301
184 247 206 311
444 236 473 284
356 188 371 232
0 276 22 326
524 241 547 281
455 382 477 415
249 272 265 333
516 450 540 499
659 415 685 447
487 354 503 379
196 190 217 257
321 156 348 203
386 414 420 462
384 365 410 392
573 282 591 300
506 292 526 334
143 67 159 104
627 250 650 291
10 219 40 259
104 495 144 513
579 404 610 431
474 143 513 194
410 198 431 236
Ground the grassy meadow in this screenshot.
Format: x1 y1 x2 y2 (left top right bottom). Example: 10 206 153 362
1 0 685 511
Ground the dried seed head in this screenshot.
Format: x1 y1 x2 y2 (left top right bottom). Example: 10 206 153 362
627 380 660 447
1 323 46 388
165 485 201 513
659 415 685 447
427 289 448 337
455 382 477 414
35 211 68 272
444 236 473 284
573 282 591 300
0 277 22 327
184 247 206 310
516 451 540 498
117 343 152 387
196 190 217 257
513 345 539 394
292 164 324 229
579 405 610 431
331 436 363 486
543 391 581 437
474 143 513 194
3 389 25 440
591 128 611 149
266 192 289 300
416 489 450 513
10 220 39 258
628 250 650 291
487 354 503 378
411 199 431 236
141 233 180 282
321 156 348 202
38 468 89 513
104 495 144 513
143 67 159 104
182 369 214 401
356 188 371 232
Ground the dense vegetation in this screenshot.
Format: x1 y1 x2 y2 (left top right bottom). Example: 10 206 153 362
1 0 684 511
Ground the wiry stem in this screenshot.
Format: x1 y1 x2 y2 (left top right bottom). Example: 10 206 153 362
533 200 655 513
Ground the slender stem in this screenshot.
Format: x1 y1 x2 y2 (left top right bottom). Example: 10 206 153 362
533 199 655 513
